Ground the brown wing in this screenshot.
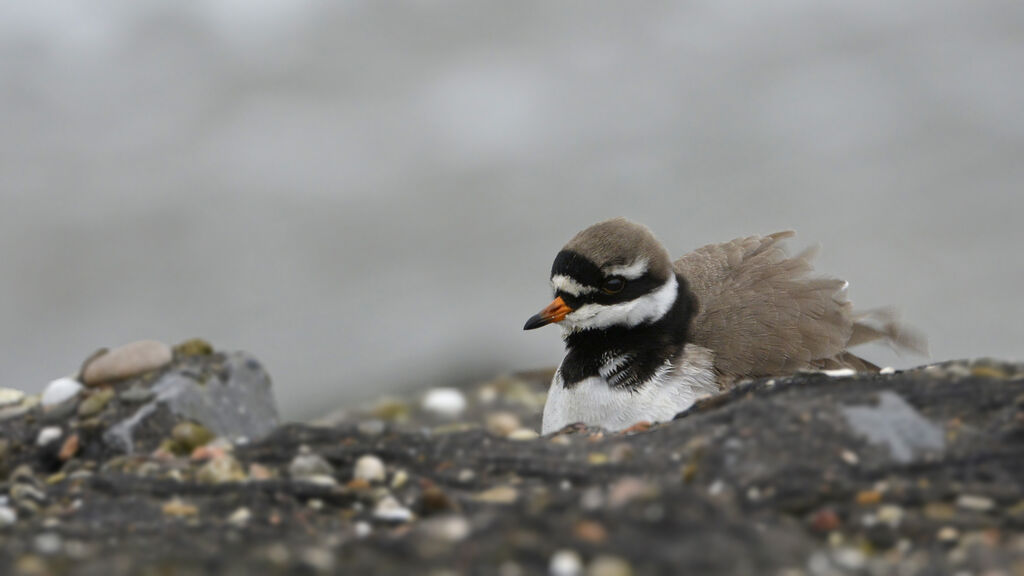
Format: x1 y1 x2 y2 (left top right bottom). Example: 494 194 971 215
675 231 924 380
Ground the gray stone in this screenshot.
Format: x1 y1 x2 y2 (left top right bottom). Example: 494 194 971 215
103 352 279 453
840 391 945 463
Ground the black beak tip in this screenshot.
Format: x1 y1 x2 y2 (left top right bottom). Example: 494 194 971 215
523 314 549 331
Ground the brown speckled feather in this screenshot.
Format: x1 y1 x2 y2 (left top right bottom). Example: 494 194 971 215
675 231 925 382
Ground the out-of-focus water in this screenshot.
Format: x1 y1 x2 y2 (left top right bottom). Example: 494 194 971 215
2 2 1022 419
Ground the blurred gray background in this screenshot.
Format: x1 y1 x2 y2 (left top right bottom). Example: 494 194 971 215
2 2 1022 420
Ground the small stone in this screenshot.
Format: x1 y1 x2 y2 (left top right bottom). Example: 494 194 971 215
118 384 155 404
249 463 274 480
608 443 634 464
357 419 386 437
391 469 409 489
587 555 634 576
0 388 25 407
486 412 521 436
587 453 609 465
956 494 995 512
421 515 471 542
856 490 882 505
197 454 247 484
81 340 173 385
508 428 540 441
41 378 83 407
457 469 475 483
36 426 62 447
300 547 335 572
354 521 372 538
877 505 904 527
162 498 199 518
573 519 608 543
34 532 62 555
924 502 956 520
0 505 17 527
373 496 414 522
840 449 859 465
58 434 80 461
289 447 335 479
472 485 518 504
421 388 467 418
811 508 841 532
370 397 411 422
937 526 959 542
607 478 658 508
353 455 386 483
77 387 115 417
549 549 583 576
171 422 215 453
173 338 214 358
303 475 338 487
227 507 251 526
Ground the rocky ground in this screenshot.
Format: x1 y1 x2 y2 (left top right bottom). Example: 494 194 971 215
1 340 1023 576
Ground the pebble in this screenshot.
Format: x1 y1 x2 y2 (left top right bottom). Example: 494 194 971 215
353 454 386 483
300 547 335 572
77 387 115 417
486 412 522 436
173 338 214 358
34 532 63 555
587 555 634 576
0 387 25 407
549 549 584 576
354 521 372 538
508 428 540 441
472 485 519 504
80 340 173 385
171 422 216 453
227 507 251 526
0 505 17 527
288 447 335 479
373 496 414 522
118 384 155 403
41 378 83 407
956 494 995 512
422 515 471 542
356 419 386 437
371 397 411 422
391 469 409 489
36 426 63 447
421 387 467 418
58 434 80 461
877 504 904 527
937 526 960 542
197 454 247 484
162 498 199 518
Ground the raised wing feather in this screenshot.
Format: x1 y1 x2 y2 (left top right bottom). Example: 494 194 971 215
675 231 924 380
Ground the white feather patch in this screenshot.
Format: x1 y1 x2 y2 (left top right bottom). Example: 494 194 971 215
550 274 597 297
605 258 649 280
561 275 678 333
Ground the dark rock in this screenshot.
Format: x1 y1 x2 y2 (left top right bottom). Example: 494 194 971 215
0 357 1022 575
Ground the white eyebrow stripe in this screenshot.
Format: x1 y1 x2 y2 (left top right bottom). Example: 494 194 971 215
551 274 597 296
605 258 648 280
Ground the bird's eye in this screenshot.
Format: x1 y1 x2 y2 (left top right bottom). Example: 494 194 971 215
601 276 626 295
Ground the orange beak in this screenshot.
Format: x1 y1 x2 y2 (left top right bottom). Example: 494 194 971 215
523 296 573 330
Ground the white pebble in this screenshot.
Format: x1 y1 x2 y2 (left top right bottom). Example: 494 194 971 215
956 494 995 512
549 549 583 576
34 532 62 555
0 505 17 527
373 496 414 522
421 388 467 418
41 378 83 407
354 521 372 538
227 507 252 526
0 388 25 407
507 428 540 441
36 426 63 447
353 455 386 483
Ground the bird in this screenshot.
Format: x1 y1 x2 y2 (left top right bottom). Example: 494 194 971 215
524 218 925 435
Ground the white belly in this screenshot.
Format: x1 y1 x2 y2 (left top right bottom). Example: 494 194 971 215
541 354 717 434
